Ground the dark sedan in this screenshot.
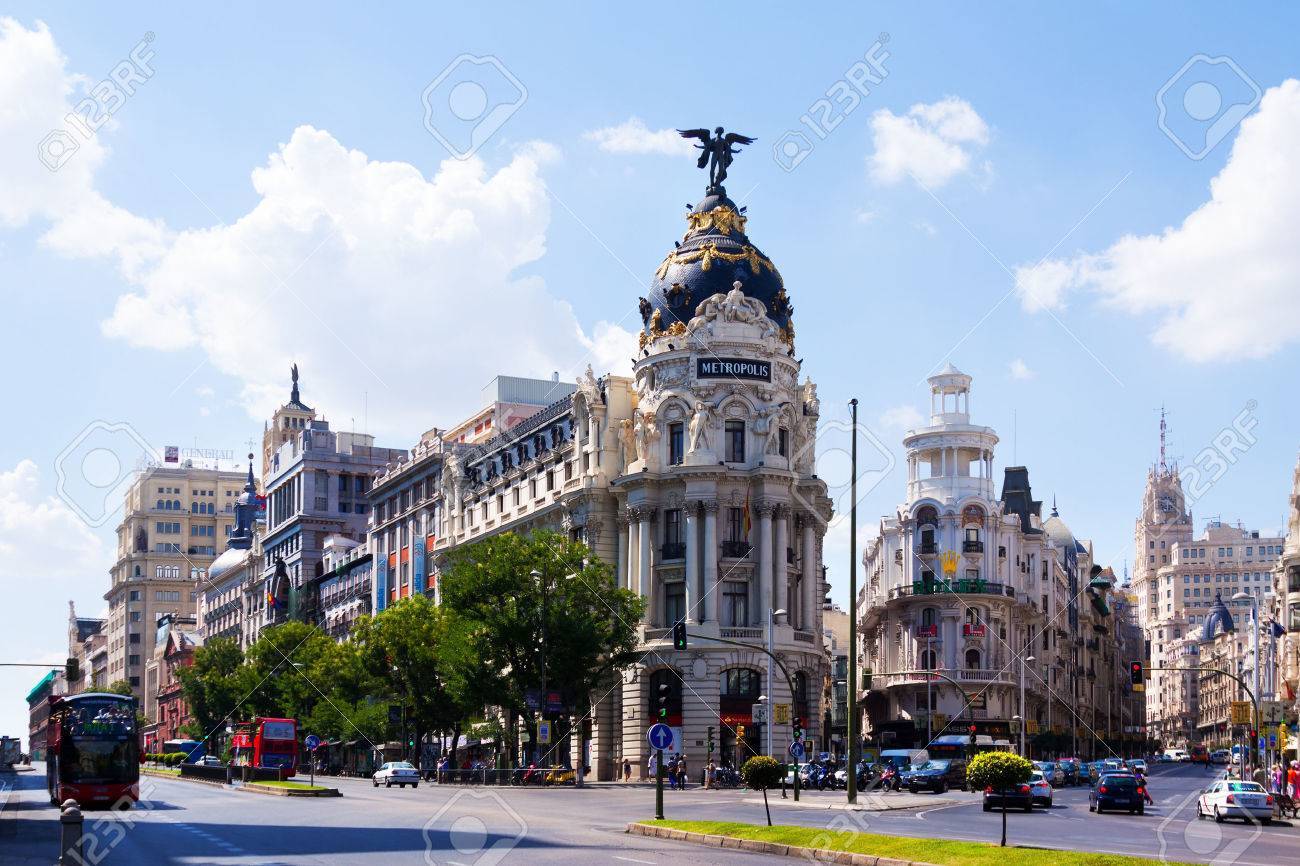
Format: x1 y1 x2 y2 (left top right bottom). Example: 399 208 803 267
903 759 966 794
1089 773 1145 814
983 782 1033 812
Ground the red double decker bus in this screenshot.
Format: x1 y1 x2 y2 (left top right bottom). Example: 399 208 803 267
46 693 140 807
230 717 298 777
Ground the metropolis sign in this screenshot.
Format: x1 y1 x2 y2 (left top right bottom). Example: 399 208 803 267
696 357 771 382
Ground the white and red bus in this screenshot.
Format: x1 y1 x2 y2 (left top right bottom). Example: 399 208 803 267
46 693 140 807
230 717 298 777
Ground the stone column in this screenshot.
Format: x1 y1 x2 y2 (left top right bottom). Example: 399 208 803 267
802 518 817 630
774 505 790 624
638 509 653 620
626 509 639 593
757 502 775 624
684 502 699 624
703 500 719 624
617 512 629 592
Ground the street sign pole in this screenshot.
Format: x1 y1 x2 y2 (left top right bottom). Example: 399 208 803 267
655 747 664 820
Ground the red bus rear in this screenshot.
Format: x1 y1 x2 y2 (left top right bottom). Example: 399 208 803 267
231 717 298 778
46 693 140 807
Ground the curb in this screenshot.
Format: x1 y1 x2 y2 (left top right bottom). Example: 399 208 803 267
741 796 959 811
626 822 941 866
141 770 229 790
239 783 342 798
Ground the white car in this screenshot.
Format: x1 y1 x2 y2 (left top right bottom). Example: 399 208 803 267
1028 770 1053 808
1196 779 1273 824
195 755 224 767
1128 759 1147 774
373 761 420 789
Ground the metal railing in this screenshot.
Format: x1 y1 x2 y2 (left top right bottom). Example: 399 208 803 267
889 579 1015 599
720 540 751 558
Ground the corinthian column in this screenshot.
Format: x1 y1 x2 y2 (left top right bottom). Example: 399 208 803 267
802 517 817 630
702 500 719 624
757 502 775 624
617 511 630 591
774 505 790 625
638 508 653 616
684 502 699 624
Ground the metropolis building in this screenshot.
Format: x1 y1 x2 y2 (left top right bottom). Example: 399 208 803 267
375 170 831 780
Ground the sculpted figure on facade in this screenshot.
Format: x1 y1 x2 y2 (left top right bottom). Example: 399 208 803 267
753 403 785 456
633 410 659 464
688 400 715 453
618 418 637 467
802 378 820 416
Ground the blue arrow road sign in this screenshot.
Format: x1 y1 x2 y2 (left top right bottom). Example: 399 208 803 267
788 741 806 760
647 723 674 751
305 734 320 751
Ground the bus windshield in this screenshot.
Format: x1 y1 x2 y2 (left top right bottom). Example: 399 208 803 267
60 739 137 784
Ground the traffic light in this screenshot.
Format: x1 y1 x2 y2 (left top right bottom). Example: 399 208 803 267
707 726 716 754
793 717 803 740
673 620 687 651
657 683 670 720
736 724 746 739
1129 661 1143 686
968 724 977 746
862 670 872 691
65 657 80 682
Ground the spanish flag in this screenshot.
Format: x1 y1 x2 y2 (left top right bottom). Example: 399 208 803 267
742 484 752 536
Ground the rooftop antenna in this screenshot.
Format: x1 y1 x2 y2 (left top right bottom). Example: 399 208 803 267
1159 405 1168 475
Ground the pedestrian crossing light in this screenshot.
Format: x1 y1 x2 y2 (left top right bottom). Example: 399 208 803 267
793 717 803 740
707 726 716 754
1129 661 1143 686
673 620 687 651
657 683 670 720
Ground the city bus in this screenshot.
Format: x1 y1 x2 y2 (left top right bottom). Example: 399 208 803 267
45 693 140 807
230 717 298 777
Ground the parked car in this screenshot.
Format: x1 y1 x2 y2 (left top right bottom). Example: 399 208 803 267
903 758 966 794
1028 770 1053 807
1034 761 1065 787
373 761 420 788
1197 780 1273 824
1090 773 1145 814
983 780 1033 812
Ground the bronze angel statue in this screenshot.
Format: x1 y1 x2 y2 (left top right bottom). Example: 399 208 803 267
678 126 756 191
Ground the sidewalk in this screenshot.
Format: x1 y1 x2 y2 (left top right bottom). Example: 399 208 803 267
0 767 65 865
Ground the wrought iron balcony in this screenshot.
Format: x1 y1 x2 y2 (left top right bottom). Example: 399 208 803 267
890 579 1015 600
962 540 984 553
660 542 686 560
721 540 751 558
918 542 937 555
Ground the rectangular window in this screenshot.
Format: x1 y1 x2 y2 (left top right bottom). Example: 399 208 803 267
726 507 744 542
665 581 686 626
669 423 684 465
778 427 788 458
664 509 682 545
723 581 749 627
725 421 745 463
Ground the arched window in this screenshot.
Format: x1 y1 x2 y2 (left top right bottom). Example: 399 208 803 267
964 607 982 626
172 500 181 511
965 648 982 669
920 648 937 670
722 668 761 698
156 499 165 510
921 607 937 627
916 505 938 552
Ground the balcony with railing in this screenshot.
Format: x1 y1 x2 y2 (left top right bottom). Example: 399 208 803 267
880 667 1015 687
660 542 686 560
962 540 984 553
918 542 937 555
889 578 1015 600
721 540 751 559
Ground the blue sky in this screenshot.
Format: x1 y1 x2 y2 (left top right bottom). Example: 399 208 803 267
3 2 1299 740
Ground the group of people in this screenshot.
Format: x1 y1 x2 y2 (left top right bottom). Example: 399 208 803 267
1269 761 1300 797
623 753 729 789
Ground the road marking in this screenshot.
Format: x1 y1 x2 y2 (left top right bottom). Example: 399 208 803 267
614 857 656 864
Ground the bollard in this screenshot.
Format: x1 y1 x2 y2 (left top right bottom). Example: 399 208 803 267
59 800 83 864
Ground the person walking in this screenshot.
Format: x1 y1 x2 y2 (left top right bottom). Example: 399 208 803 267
705 758 716 790
622 757 631 781
677 755 688 790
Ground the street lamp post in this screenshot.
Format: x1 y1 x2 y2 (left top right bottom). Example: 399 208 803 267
767 608 787 758
1018 655 1035 757
1231 591 1261 776
925 635 934 746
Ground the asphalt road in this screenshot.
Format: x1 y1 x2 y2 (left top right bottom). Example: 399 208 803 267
1 762 1294 865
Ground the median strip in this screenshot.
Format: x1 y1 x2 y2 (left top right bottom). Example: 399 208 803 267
627 820 1200 866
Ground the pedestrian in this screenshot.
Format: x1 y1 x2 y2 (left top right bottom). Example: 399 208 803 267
677 755 688 790
623 757 631 781
647 752 658 782
1289 761 1298 797
705 758 716 790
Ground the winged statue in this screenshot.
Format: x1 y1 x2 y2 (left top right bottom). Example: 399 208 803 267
677 126 756 191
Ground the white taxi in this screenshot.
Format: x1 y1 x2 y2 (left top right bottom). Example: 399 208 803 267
373 760 420 789
1196 779 1273 824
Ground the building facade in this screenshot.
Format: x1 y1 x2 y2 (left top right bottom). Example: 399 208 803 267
199 458 264 649
1274 454 1300 721
858 368 1138 757
141 613 201 752
104 462 244 696
66 601 105 695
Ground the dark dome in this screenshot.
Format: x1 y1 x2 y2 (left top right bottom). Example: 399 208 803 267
639 189 791 346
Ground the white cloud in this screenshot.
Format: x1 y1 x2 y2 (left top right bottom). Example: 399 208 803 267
0 19 169 278
1009 358 1034 380
584 117 694 156
1015 79 1300 362
879 404 925 431
869 97 990 188
0 20 638 438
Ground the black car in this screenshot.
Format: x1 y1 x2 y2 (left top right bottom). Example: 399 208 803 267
1089 773 1145 814
903 759 966 794
983 782 1033 812
1058 759 1081 786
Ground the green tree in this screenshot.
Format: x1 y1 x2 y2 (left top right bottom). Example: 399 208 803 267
104 680 134 696
966 751 1034 846
350 595 476 768
176 636 249 743
740 756 784 826
440 530 645 768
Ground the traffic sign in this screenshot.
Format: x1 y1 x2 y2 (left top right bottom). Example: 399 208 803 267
304 734 320 752
788 741 806 760
751 703 769 725
773 703 791 725
1230 701 1252 725
538 720 552 745
647 723 674 751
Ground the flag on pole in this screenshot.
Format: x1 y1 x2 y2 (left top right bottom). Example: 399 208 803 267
742 485 752 537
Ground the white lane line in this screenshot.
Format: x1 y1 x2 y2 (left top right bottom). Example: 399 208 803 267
614 857 656 864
